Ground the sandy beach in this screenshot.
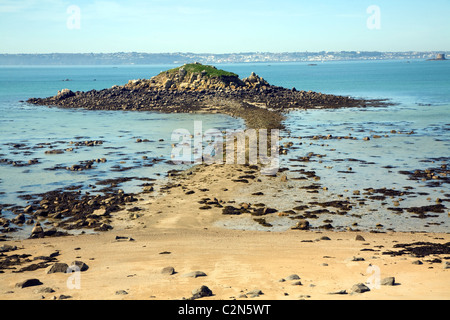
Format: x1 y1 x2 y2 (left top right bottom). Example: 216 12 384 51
1 162 449 300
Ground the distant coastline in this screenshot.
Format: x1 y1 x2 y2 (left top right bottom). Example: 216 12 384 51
1 51 449 65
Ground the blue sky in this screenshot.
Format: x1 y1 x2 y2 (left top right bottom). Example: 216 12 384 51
1 0 449 53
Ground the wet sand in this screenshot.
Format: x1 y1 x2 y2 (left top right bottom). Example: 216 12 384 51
1 162 449 300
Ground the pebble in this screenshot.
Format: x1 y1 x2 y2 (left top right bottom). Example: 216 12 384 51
246 289 263 298
115 290 128 295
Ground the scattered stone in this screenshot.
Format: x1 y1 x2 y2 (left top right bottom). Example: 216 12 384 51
15 278 43 289
355 235 366 241
30 222 44 238
115 236 135 241
191 285 213 299
246 289 263 298
291 280 302 286
351 256 365 261
115 290 128 295
412 260 423 265
285 274 301 281
161 266 175 275
47 263 69 274
0 244 17 253
381 277 396 286
291 219 309 230
351 283 370 293
35 287 55 294
182 271 207 278
68 261 89 272
328 290 347 295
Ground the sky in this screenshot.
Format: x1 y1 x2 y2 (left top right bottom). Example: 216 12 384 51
0 0 449 53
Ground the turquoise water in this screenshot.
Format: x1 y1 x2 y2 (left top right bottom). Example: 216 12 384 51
0 60 449 234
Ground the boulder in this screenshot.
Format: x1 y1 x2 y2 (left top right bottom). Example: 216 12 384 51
47 263 69 274
15 278 43 289
161 266 175 275
56 89 75 99
163 79 174 89
381 277 396 286
68 261 89 272
351 283 370 293
285 274 301 281
30 222 44 238
292 219 309 230
191 286 213 299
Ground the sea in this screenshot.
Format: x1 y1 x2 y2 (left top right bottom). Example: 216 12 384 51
0 60 449 236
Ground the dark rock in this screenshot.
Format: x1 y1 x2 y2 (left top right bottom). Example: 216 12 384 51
15 278 43 288
381 277 396 286
35 287 55 293
115 290 128 295
328 290 348 295
246 289 263 298
0 244 17 253
351 283 370 293
68 260 89 272
285 274 301 281
161 266 175 275
291 219 309 230
191 285 213 299
355 235 366 241
47 263 69 274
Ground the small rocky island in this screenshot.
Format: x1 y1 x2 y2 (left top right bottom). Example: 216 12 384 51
28 63 389 129
427 53 447 61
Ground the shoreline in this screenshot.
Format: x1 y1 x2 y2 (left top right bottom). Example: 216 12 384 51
2 64 448 300
1 161 449 300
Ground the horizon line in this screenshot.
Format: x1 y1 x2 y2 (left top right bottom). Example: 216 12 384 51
1 50 449 55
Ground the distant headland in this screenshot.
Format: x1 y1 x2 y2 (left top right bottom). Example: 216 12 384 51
27 63 392 130
2 51 450 65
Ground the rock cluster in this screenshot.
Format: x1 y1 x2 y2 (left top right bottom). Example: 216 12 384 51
27 63 391 130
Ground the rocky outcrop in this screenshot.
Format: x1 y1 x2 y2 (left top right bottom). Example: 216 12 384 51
27 63 392 129
427 53 447 61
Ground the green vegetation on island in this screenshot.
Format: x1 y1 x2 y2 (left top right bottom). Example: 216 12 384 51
165 63 239 78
